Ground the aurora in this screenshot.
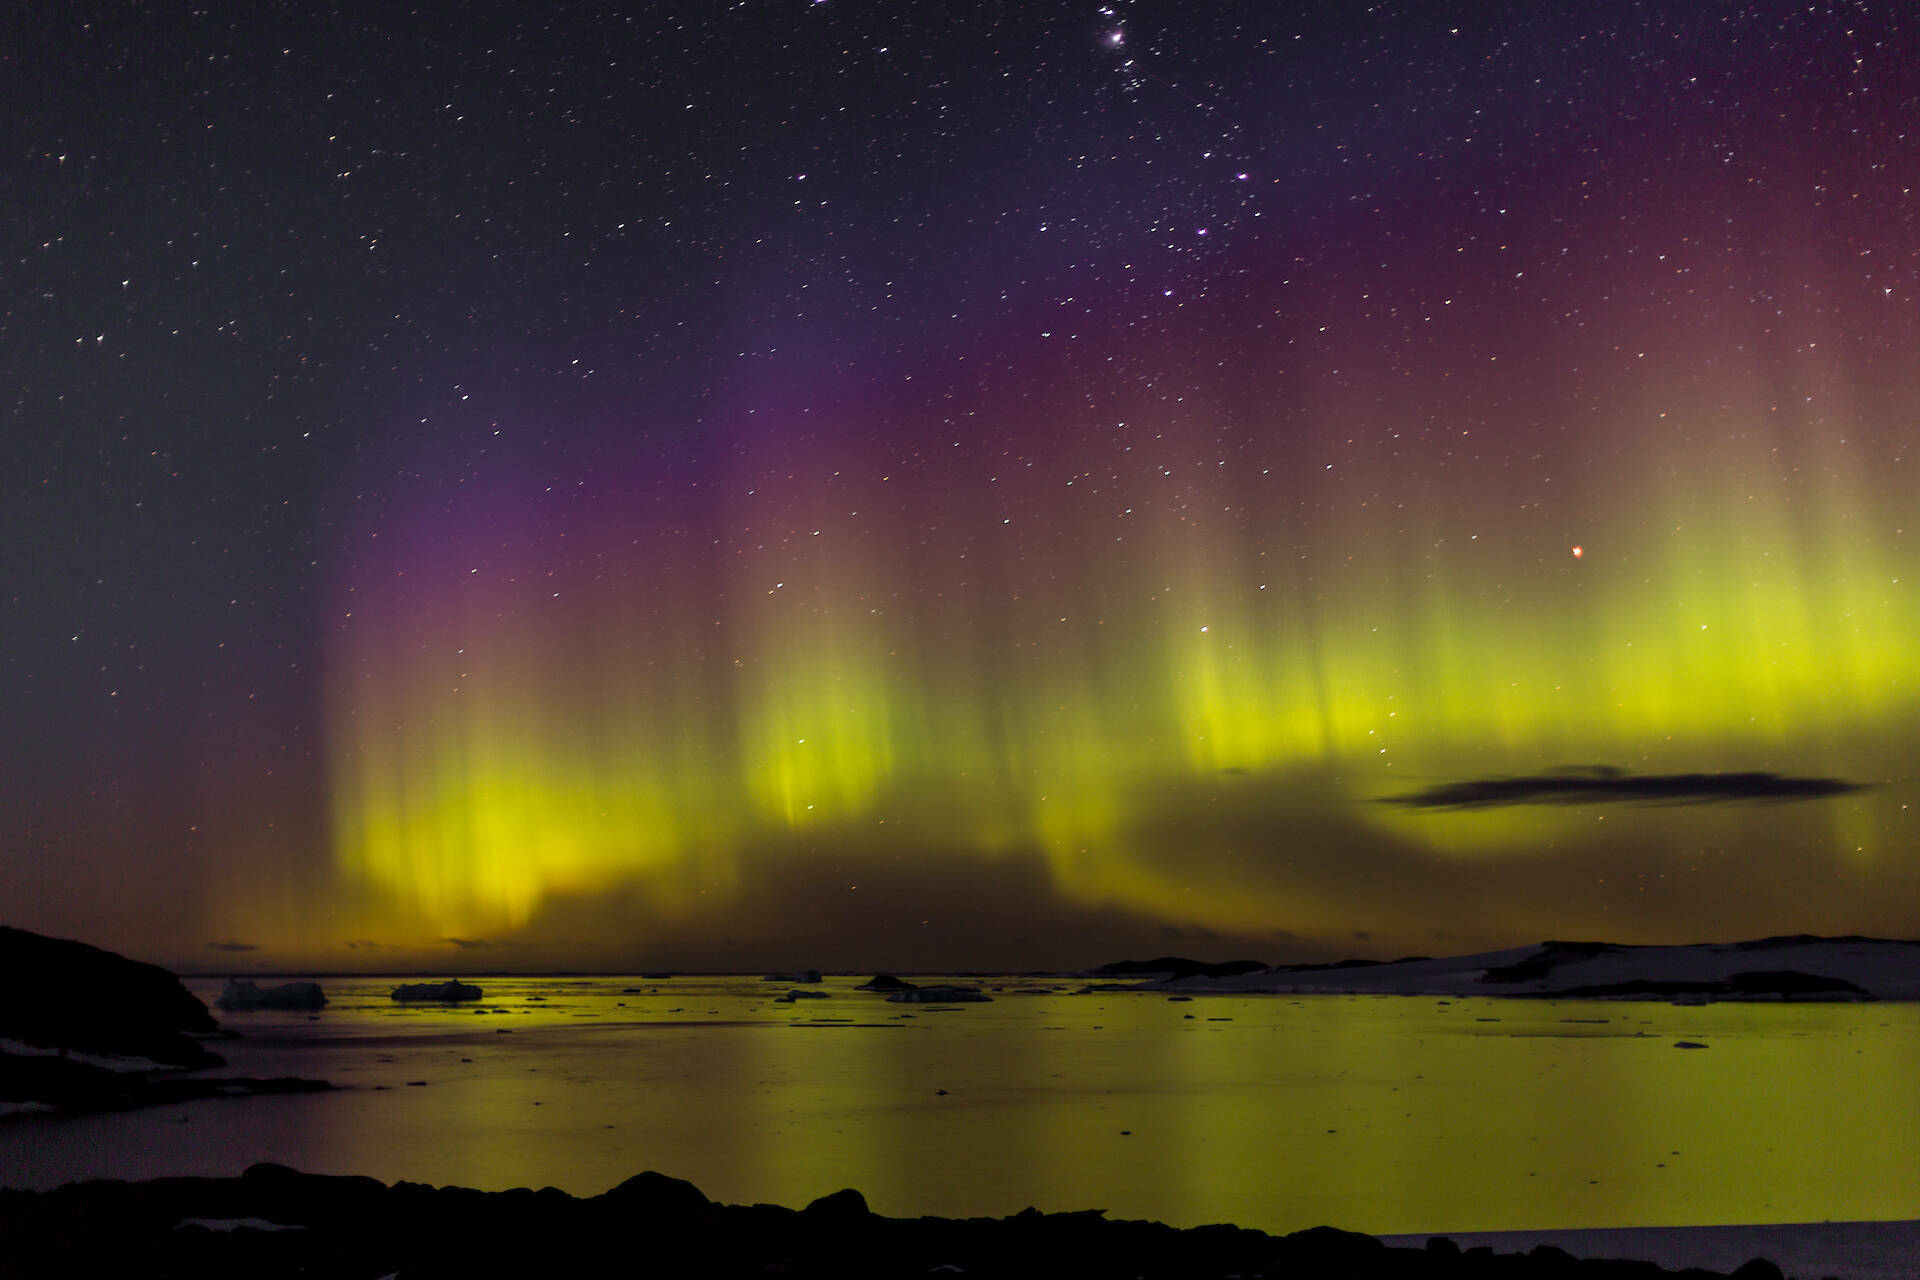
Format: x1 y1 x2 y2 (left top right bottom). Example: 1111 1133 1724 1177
321 249 1919 963
4 0 1915 973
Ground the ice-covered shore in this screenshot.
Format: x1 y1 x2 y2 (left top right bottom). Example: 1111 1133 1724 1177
1377 1221 1920 1280
1134 936 1920 1000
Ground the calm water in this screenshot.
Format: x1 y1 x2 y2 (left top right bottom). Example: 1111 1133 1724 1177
4 975 1916 1235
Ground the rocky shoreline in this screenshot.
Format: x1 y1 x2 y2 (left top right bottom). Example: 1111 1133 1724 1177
0 1051 328 1117
0 1164 1794 1280
0 926 330 1118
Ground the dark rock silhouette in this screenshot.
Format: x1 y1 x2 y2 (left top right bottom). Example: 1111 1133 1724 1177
802 1187 871 1221
855 974 918 991
0 1164 1794 1278
0 1054 329 1114
0 925 222 1067
0 926 331 1115
1480 942 1623 983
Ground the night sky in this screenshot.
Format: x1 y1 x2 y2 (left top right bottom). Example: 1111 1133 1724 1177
6 1 1918 973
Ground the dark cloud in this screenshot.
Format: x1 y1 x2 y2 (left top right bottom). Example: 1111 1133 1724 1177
443 936 497 949
1383 766 1869 810
206 940 259 952
1351 931 1374 941
343 939 388 951
1040 762 1902 957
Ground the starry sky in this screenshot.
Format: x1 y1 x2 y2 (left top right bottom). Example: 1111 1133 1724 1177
5 1 1918 973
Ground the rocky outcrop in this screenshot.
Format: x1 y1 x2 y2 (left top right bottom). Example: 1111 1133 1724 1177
0 926 221 1068
0 1164 1790 1279
855 974 917 992
0 1054 329 1115
0 927 330 1116
1480 942 1624 983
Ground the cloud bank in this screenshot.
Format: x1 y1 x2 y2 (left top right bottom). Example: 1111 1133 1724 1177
1383 766 1869 810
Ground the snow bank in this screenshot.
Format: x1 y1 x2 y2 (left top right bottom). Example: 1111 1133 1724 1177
1158 937 1920 1000
1377 1219 1920 1280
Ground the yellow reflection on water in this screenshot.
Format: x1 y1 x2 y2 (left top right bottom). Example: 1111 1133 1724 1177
11 979 1918 1235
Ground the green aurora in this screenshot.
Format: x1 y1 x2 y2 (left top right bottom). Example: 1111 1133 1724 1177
10 1 1918 974
309 278 1920 969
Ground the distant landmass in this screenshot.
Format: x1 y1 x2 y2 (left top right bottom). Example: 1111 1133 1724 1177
1087 957 1271 981
1104 935 1920 1000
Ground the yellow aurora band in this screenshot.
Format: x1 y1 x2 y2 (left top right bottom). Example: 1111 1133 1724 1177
325 336 1919 949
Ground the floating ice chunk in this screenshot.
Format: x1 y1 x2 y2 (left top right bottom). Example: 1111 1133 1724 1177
886 986 992 1004
390 981 482 1003
216 980 327 1010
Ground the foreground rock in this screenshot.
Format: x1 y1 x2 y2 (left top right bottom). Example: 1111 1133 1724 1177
1148 935 1920 1000
389 981 482 1003
0 1164 1793 1279
215 980 327 1010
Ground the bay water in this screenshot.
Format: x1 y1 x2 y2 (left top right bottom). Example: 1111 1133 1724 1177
3 975 1914 1236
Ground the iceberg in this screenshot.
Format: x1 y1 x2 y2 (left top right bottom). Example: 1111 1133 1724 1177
390 981 482 1003
886 986 992 1003
215 980 327 1010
